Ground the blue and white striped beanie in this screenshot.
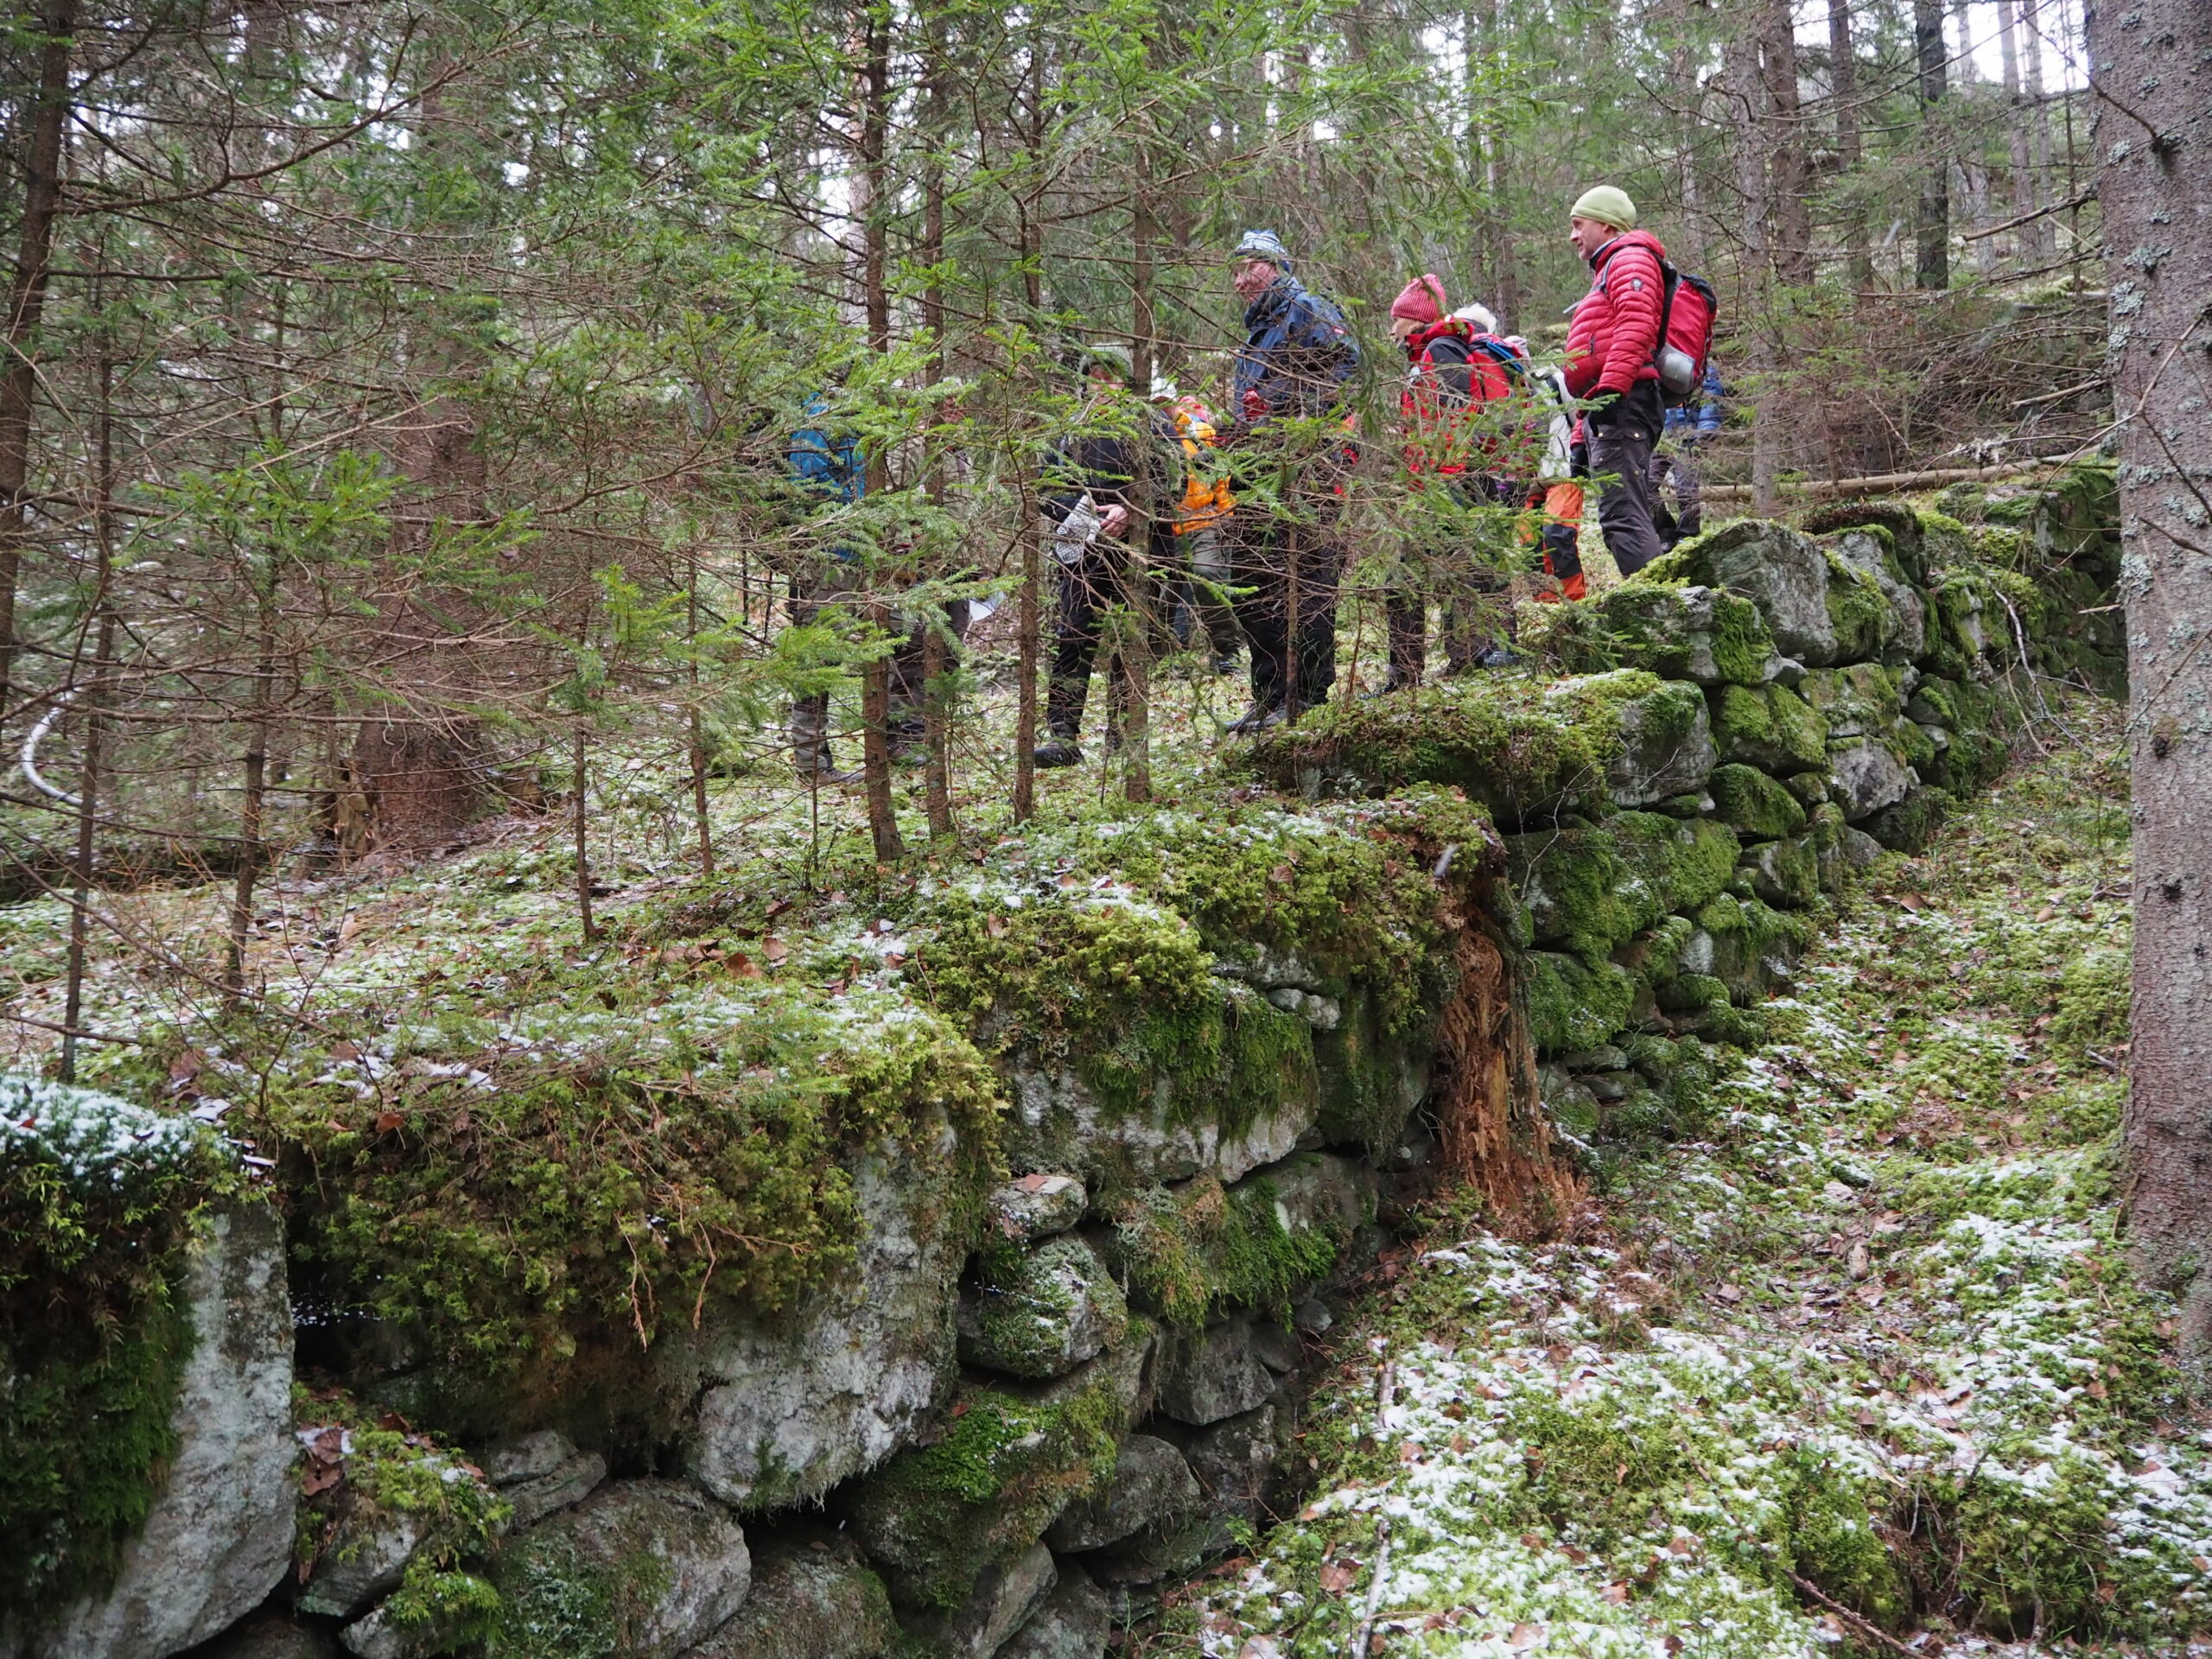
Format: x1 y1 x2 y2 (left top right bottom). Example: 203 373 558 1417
1233 229 1293 270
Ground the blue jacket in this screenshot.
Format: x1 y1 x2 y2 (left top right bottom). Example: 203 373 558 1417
1230 272 1360 421
1664 363 1726 437
786 395 865 503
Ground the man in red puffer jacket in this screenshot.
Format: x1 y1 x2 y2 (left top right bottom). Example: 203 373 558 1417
1562 185 1668 578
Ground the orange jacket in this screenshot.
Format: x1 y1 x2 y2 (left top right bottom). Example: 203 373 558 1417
1171 405 1234 532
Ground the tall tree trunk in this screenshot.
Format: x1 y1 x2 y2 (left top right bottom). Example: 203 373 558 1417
1995 0 2044 259
2019 0 2056 249
1913 0 1951 289
919 58 956 844
1827 0 1872 289
1122 128 1154 806
852 3 902 861
1011 42 1045 825
1762 0 1813 287
1467 0 1520 327
357 66 486 845
61 336 116 1084
1727 28 1781 514
2101 0 2212 1388
0 0 76 725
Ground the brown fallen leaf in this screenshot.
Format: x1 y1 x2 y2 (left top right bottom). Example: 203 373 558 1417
302 1461 344 1497
1602 1583 1632 1605
1317 1559 1359 1594
373 1110 405 1134
1897 893 1923 912
985 915 1008 938
760 937 789 963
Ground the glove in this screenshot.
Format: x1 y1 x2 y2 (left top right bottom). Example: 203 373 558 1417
1241 388 1268 423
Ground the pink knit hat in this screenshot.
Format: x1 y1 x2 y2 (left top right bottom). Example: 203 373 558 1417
1389 273 1447 325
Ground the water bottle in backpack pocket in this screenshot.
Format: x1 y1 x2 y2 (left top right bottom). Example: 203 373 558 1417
1653 265 1719 405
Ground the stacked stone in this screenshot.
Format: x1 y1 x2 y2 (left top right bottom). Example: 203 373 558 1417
28 478 2119 1659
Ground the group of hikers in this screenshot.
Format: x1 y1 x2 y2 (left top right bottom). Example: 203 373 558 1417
786 183 1726 779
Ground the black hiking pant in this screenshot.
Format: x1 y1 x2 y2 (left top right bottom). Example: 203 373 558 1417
1588 382 1667 579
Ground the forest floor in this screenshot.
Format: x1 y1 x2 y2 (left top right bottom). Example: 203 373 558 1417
1158 691 2212 1659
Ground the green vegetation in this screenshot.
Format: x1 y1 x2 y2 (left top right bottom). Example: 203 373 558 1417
146 981 1005 1407
0 1077 237 1622
847 1346 1141 1609
1175 690 2204 1655
1105 1166 1356 1327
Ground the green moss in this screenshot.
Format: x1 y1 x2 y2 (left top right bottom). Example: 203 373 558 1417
1591 582 1772 687
1106 1168 1351 1327
1313 988 1429 1155
1656 971 1729 1014
846 1355 1135 1610
1797 664 1905 740
1798 501 1929 583
1708 764 1808 842
1616 915 1695 989
1244 670 1691 822
1523 950 1640 1056
1821 550 1897 661
1709 683 1828 772
491 1528 666 1659
0 1077 235 1624
296 1387 512 1622
385 1557 504 1649
1611 812 1741 915
965 1236 1128 1379
2050 946 2128 1051
1508 812 1736 963
1740 835 1822 911
1865 786 1954 853
234 990 1001 1404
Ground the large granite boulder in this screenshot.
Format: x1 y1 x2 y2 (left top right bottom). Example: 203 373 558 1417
1588 582 1774 687
480 1429 605 1531
1826 737 1916 822
1821 527 1928 658
663 1131 969 1511
29 1206 296 1659
494 1479 751 1659
899 1541 1058 1659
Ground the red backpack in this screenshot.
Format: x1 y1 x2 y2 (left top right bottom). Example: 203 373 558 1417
1653 264 1718 405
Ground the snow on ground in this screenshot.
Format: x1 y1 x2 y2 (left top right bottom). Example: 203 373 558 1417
1167 699 2212 1657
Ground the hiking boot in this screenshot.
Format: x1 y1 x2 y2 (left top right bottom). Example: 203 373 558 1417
1103 727 1124 755
1225 701 1287 735
1361 669 1415 701
1471 643 1518 669
796 755 861 785
1033 736 1084 768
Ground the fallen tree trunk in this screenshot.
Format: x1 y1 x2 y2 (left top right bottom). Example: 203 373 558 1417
1702 455 2079 504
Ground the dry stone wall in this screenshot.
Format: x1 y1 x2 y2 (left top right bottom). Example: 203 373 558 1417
3 468 2119 1659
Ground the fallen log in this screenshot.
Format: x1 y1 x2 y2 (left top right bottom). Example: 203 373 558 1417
1701 455 2080 504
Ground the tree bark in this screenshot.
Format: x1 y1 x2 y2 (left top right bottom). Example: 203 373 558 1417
0 0 76 725
1995 0 2044 260
1827 0 1872 289
1762 0 1813 288
1122 130 1154 806
1913 0 1950 290
1011 40 1045 825
2099 0 2212 1388
1726 27 1781 514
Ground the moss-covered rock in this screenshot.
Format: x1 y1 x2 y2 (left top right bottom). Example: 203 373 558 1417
1821 526 1928 658
1739 835 1822 910
491 1478 751 1659
1797 663 1907 740
958 1235 1128 1381
1681 895 1811 1005
1709 683 1829 773
1863 785 1954 853
1311 988 1432 1160
1524 951 1641 1056
1243 671 1710 819
1614 914 1695 990
0 1076 245 1633
1103 1154 1370 1328
685 1529 897 1659
842 1338 1148 1612
1797 500 1929 583
1647 522 1843 665
1708 764 1808 842
1589 582 1774 687
1826 736 1916 823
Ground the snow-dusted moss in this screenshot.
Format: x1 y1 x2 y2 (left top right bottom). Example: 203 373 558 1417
0 1076 237 1622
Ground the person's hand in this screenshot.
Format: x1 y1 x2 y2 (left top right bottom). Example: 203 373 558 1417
1098 503 1132 539
1241 388 1268 423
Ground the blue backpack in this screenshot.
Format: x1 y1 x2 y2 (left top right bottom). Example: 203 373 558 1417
787 396 864 504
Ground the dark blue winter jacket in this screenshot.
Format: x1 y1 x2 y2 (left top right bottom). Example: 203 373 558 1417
1230 272 1361 421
